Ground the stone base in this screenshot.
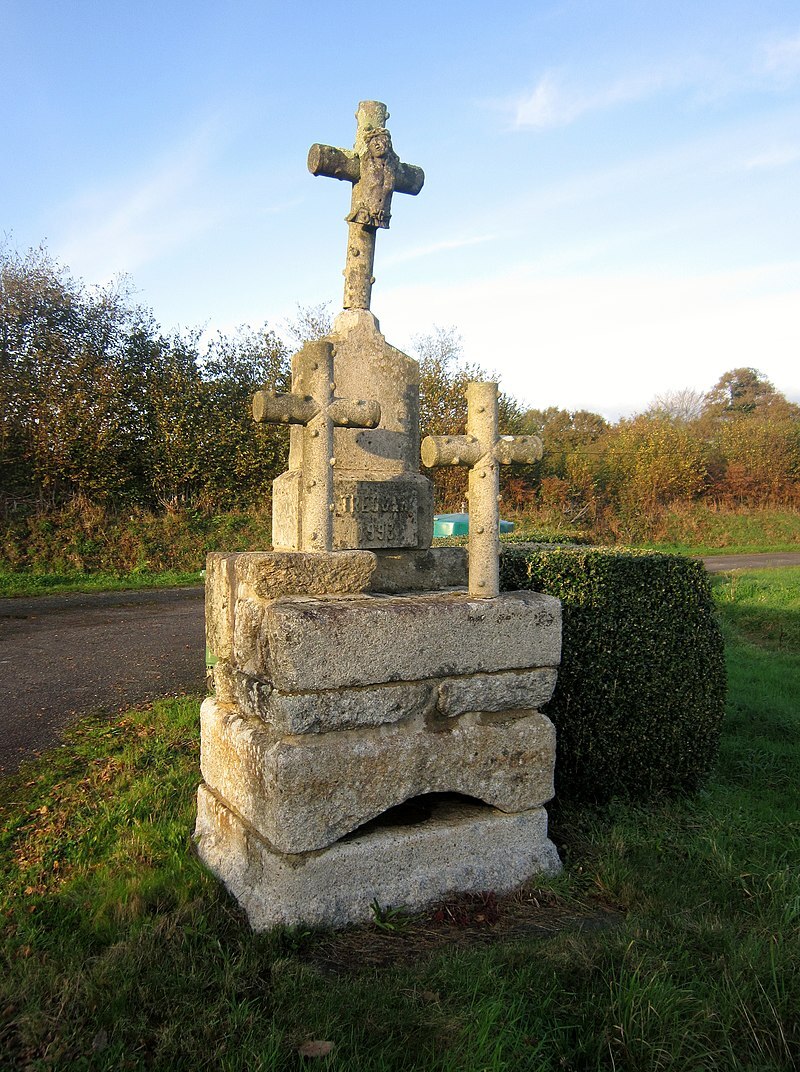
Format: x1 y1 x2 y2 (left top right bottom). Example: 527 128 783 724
194 784 561 930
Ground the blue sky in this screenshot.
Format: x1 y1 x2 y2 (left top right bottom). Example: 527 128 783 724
4 0 800 418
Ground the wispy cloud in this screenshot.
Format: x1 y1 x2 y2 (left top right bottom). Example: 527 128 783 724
54 118 227 282
760 32 800 80
383 233 496 266
508 70 667 130
743 145 800 170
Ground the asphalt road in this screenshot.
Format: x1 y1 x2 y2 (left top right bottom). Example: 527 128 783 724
1 551 798 776
0 587 206 775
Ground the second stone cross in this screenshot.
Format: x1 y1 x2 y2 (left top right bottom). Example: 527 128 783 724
421 382 542 596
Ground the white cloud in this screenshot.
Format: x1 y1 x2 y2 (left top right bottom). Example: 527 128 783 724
760 32 800 79
743 146 800 170
509 70 667 130
383 233 496 266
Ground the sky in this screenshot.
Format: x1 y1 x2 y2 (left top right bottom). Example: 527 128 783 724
3 0 800 419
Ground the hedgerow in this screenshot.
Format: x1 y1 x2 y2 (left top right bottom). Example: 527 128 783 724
501 546 726 802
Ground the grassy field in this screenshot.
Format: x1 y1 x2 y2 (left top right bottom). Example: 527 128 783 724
1 570 798 1070
0 569 205 599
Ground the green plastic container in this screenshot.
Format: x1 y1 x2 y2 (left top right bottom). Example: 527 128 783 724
432 513 515 538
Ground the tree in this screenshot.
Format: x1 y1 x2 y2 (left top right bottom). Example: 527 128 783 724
703 368 799 419
0 242 144 506
646 387 705 424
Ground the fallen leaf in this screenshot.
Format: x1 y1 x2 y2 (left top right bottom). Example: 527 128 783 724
298 1040 334 1058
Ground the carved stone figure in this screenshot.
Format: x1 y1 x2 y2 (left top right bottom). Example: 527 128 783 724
345 127 398 228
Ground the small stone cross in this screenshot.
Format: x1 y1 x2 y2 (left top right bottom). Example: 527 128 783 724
421 382 542 597
253 339 380 552
308 100 425 311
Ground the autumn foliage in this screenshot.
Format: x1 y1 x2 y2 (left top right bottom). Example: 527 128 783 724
2 244 798 542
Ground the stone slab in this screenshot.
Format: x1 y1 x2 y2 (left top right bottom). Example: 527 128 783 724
234 672 435 734
205 550 378 664
260 590 562 691
437 668 559 718
194 784 562 929
206 548 470 670
370 547 467 593
200 697 556 853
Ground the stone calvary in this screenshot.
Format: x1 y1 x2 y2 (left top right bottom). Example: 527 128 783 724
194 101 562 928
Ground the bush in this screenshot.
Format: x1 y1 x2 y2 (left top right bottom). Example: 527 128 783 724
500 546 726 802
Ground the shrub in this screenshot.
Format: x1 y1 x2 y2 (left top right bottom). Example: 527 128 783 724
500 546 726 802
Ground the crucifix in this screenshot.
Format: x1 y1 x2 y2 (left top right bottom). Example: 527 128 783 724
308 100 425 310
253 339 381 552
421 382 542 597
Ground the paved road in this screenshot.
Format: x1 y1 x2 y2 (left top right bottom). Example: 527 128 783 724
699 552 800 572
1 551 798 776
0 587 206 775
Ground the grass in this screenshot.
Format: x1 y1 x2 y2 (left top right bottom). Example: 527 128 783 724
0 569 204 599
1 571 799 1069
634 504 800 555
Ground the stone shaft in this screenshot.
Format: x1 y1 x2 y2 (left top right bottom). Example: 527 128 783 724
421 382 542 596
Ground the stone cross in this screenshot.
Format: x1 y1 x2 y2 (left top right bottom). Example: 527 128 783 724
253 339 380 552
421 382 542 597
308 100 425 311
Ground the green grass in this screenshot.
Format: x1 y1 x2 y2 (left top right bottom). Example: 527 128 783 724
636 504 800 555
0 568 204 599
1 572 799 1070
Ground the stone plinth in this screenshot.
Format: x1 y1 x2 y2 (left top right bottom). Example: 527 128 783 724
195 785 561 930
272 311 433 551
197 548 562 928
199 566 560 854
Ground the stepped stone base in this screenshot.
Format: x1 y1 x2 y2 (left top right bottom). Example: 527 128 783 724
194 784 561 930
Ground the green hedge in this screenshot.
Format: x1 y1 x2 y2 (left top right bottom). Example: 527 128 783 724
500 546 726 802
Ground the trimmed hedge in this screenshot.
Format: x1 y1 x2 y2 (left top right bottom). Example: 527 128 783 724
500 546 726 802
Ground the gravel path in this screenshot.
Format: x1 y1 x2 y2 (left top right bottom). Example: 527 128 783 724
1 551 798 776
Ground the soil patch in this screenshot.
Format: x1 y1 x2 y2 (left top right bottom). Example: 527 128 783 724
301 884 624 975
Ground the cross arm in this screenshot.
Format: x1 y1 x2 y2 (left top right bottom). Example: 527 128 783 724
328 398 381 428
494 434 543 465
307 144 360 183
421 434 483 469
252 391 317 425
395 162 425 196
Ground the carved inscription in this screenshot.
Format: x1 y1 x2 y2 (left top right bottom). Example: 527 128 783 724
334 486 417 548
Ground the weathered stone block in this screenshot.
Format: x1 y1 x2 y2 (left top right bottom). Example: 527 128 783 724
200 697 555 853
195 784 561 929
437 668 558 718
234 671 435 734
259 590 561 691
369 547 467 593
